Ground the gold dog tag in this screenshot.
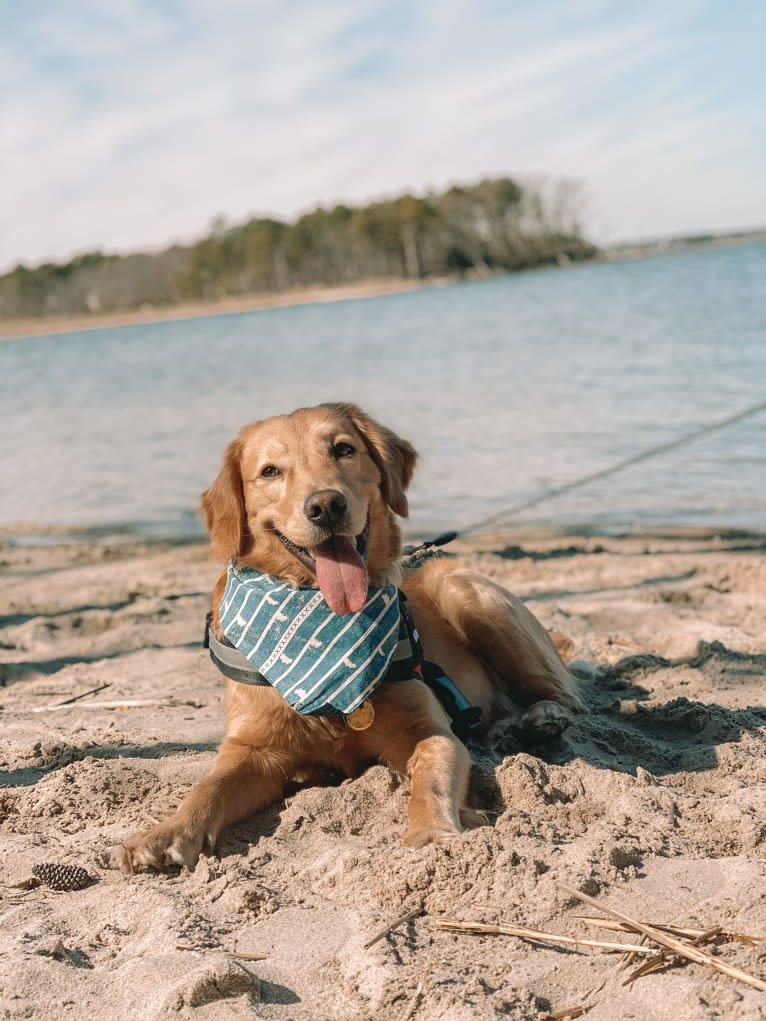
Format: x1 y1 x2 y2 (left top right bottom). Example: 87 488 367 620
346 701 375 730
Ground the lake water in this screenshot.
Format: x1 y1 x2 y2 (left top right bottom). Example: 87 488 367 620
1 242 764 542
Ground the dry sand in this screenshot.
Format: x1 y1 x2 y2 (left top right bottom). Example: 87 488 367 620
1 529 765 1020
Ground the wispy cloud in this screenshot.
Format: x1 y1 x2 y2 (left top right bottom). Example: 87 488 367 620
2 0 765 269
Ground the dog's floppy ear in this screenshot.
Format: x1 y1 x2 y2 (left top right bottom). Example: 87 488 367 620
326 402 417 517
201 439 246 560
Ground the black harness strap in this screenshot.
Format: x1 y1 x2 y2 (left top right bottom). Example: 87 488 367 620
206 623 270 686
397 596 482 742
419 662 483 743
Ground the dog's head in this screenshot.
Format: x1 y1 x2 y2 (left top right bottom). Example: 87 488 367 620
202 403 417 613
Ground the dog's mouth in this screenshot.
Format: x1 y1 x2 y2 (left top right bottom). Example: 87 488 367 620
275 521 370 615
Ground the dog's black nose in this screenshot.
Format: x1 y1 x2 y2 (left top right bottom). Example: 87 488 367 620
304 489 348 529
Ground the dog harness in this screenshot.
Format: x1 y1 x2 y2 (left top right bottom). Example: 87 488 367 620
206 546 482 740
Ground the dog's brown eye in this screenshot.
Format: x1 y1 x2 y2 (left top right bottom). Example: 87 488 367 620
260 464 281 479
332 442 355 459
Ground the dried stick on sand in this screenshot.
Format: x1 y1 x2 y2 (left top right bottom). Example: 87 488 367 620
548 1007 587 1021
42 684 111 708
364 907 422 950
575 916 766 947
559 884 766 992
176 945 268 961
435 919 657 956
31 698 201 713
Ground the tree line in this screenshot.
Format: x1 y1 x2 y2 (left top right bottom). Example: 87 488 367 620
0 177 596 320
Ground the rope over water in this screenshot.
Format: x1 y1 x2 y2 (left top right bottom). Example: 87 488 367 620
459 398 766 536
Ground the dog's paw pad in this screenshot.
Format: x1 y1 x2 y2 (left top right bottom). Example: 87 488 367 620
112 839 173 876
114 823 208 875
519 700 572 739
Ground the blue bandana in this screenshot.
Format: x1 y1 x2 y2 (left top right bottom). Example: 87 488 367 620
219 561 401 716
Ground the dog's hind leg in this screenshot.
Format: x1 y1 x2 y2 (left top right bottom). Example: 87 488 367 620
414 560 584 736
115 738 287 873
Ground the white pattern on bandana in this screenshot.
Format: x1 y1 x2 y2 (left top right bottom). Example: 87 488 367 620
219 561 401 716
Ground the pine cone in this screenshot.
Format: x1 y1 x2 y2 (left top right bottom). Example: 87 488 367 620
31 862 91 891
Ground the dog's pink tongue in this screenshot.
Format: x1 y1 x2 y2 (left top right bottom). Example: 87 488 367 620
314 536 368 615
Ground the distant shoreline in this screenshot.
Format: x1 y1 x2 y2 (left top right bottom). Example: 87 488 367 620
2 229 764 343
603 227 766 262
0 277 433 342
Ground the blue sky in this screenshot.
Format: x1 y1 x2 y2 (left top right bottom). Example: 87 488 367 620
2 0 765 270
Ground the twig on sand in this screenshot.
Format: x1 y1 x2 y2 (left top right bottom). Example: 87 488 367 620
575 915 765 947
364 907 422 950
621 926 742 987
618 932 648 972
435 918 657 956
623 952 676 985
175 944 268 961
31 698 202 713
42 683 111 709
549 1006 588 1020
559 884 766 993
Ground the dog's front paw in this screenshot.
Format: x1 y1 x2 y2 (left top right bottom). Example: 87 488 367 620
403 825 461 849
114 819 211 875
519 699 573 740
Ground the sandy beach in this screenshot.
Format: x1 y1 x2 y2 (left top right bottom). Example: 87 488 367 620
1 528 764 1020
0 278 431 342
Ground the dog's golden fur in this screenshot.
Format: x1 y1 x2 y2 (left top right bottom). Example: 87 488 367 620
117 403 582 872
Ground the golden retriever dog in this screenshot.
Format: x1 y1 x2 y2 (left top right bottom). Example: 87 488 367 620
117 403 582 872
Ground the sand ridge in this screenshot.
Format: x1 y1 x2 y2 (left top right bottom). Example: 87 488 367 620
1 531 765 1020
